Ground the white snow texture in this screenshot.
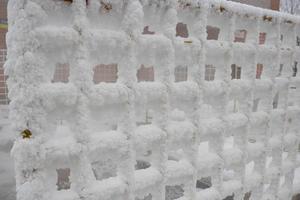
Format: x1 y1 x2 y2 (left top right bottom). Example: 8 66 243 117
4 0 300 200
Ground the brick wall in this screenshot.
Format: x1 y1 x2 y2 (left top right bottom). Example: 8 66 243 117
0 0 7 19
0 49 7 105
0 28 7 49
271 0 280 11
230 0 280 10
0 0 8 104
0 0 7 48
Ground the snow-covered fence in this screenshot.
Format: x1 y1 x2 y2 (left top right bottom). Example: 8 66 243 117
4 0 300 200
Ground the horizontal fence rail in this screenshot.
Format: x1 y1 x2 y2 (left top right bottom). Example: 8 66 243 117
5 0 300 200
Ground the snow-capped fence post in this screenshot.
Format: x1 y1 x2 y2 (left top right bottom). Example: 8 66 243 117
5 0 300 200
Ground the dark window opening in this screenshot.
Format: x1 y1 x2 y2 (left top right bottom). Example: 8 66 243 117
93 64 118 84
280 34 283 42
92 159 117 180
175 65 188 82
293 62 298 77
176 23 189 38
231 64 241 79
234 29 247 43
135 160 151 170
292 194 300 200
135 194 152 200
259 32 266 45
52 64 70 83
297 36 300 46
205 64 216 81
56 168 71 190
0 66 9 105
143 26 155 35
165 185 184 200
137 65 154 82
206 26 220 40
223 194 234 200
256 64 263 79
273 92 279 109
196 177 212 189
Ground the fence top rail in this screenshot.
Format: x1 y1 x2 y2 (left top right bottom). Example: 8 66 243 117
178 0 300 24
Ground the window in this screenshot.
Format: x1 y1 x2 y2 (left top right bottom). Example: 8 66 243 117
176 23 189 38
259 32 266 45
206 26 220 40
142 26 155 35
52 64 70 83
56 168 71 190
273 92 279 109
256 64 263 79
0 49 8 105
166 185 184 200
293 62 298 77
175 65 188 82
0 72 8 105
196 177 211 189
137 65 154 82
297 36 300 46
231 64 241 79
205 65 216 81
234 30 247 43
93 64 118 84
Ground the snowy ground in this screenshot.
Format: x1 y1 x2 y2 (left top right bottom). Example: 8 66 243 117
0 106 16 200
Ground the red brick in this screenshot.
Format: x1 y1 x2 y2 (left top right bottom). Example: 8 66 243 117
93 64 118 83
137 65 154 82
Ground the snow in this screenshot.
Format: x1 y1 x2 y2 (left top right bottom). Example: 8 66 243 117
134 167 163 198
82 177 126 200
89 83 129 106
135 124 166 152
3 0 300 200
0 106 15 200
48 190 80 200
165 160 194 184
196 187 221 200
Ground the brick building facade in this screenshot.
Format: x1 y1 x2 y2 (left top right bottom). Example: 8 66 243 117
0 0 280 105
0 0 7 49
230 0 280 10
0 0 8 105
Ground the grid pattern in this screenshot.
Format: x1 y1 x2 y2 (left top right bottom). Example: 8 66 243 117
6 1 300 200
93 64 118 83
174 65 188 82
52 64 70 83
137 65 154 82
0 49 8 105
205 64 216 81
